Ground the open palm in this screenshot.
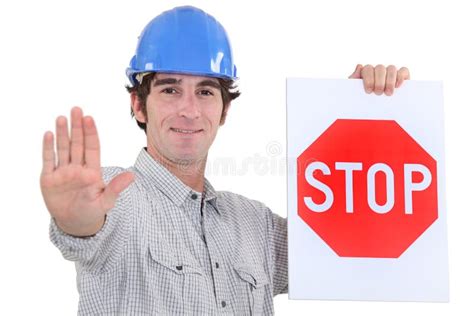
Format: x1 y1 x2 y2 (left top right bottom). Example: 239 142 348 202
40 107 134 236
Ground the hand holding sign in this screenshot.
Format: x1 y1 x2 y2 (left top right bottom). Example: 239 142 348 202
348 64 410 95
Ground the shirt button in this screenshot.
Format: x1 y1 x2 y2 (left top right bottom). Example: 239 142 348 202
215 262 219 269
176 265 183 271
221 300 226 308
191 193 198 200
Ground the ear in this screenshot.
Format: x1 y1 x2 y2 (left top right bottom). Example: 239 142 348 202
131 92 147 123
220 102 231 125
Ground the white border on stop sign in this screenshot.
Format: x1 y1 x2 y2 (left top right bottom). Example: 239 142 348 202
286 78 449 302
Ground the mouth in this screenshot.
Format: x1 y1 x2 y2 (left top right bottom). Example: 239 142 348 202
170 127 204 134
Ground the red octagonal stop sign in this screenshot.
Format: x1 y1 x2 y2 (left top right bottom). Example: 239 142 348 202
297 119 438 258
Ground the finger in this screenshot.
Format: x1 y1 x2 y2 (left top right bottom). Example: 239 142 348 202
101 172 135 210
84 116 101 170
384 65 397 96
56 116 70 167
396 67 410 88
348 64 363 79
374 64 387 95
361 65 375 93
42 131 56 175
70 107 84 165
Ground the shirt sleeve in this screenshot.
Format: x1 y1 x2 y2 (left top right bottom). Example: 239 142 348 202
268 209 288 295
49 167 132 273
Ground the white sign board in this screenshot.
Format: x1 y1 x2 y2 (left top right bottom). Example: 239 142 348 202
287 78 449 302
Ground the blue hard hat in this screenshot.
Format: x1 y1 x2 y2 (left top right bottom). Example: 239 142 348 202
126 6 237 86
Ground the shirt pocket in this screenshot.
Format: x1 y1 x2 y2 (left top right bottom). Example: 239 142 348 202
149 240 203 275
234 263 269 315
148 240 207 314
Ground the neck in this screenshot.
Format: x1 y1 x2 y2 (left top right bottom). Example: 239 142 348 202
146 147 206 192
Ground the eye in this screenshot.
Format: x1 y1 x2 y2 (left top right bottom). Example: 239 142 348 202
198 89 214 96
161 87 178 94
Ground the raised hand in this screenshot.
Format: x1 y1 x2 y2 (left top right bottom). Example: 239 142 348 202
349 64 410 96
40 107 135 237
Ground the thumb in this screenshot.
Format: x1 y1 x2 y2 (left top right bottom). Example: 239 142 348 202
349 64 363 79
101 171 135 210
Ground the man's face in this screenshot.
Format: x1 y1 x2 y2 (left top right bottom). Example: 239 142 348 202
133 73 226 166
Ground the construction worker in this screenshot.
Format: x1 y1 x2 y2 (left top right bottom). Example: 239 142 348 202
41 6 410 315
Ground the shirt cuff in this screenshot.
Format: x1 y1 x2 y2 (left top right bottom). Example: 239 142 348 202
49 216 109 262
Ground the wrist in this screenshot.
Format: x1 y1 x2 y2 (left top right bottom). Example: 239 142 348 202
53 216 106 237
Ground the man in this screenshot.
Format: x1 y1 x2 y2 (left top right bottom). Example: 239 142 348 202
41 6 410 315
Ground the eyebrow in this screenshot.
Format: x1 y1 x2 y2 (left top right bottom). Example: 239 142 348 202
197 79 221 90
152 78 182 87
152 77 221 90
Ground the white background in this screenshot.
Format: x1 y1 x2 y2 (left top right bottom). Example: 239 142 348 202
0 0 472 315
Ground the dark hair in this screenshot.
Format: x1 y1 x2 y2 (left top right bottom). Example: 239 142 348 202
126 73 241 133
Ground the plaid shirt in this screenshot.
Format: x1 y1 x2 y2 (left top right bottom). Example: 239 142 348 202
50 148 288 315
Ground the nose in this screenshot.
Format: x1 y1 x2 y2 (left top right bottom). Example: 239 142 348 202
178 93 201 119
